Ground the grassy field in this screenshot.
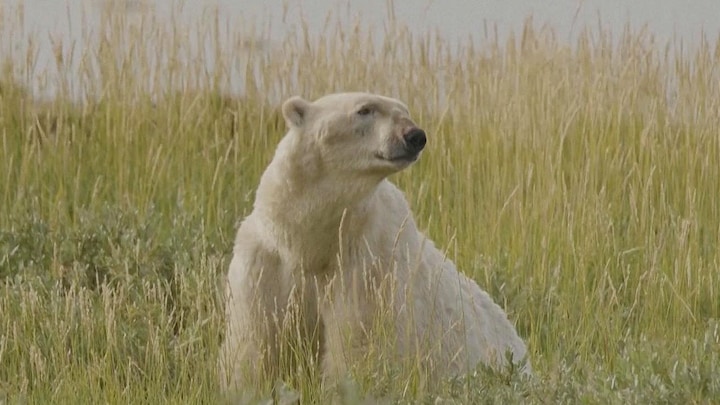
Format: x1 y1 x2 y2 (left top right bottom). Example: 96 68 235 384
1 4 719 404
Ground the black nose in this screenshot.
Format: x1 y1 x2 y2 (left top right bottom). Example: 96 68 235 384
403 128 427 154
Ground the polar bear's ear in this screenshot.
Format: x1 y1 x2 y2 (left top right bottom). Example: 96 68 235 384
282 96 312 129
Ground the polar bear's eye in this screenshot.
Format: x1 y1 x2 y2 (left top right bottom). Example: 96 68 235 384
357 106 373 116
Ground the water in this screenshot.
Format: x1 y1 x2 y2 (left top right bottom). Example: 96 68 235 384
3 0 720 100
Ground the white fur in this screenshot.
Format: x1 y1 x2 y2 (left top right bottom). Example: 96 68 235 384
218 92 530 390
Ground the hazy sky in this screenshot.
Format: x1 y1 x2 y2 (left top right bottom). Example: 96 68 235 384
5 0 719 99
14 0 720 45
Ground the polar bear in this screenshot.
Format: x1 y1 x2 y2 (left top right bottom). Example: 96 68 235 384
218 92 530 392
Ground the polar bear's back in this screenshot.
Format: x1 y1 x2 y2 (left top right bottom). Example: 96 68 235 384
388 224 531 376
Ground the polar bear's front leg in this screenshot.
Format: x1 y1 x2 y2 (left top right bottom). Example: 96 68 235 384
320 298 354 386
218 236 287 392
319 268 384 388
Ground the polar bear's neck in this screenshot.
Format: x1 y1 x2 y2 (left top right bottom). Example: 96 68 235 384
255 165 378 231
251 146 383 268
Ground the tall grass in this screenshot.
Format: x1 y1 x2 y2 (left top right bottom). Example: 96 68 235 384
1 1 719 403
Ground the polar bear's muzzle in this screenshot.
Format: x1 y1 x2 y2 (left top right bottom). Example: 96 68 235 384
375 126 427 166
394 127 427 161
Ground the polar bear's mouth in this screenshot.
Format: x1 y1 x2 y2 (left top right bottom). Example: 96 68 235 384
375 152 420 164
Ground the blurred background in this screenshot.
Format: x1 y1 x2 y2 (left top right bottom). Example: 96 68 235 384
5 0 720 100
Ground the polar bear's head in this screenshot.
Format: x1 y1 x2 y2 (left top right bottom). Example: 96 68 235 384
280 92 426 179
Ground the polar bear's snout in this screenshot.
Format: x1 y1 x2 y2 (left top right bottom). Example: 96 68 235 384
382 127 426 165
403 127 427 154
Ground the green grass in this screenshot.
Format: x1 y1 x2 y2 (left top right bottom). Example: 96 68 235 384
1 4 719 404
